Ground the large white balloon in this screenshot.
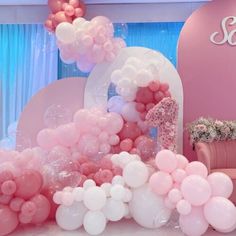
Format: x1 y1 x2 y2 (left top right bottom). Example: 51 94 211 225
129 184 172 228
83 211 107 235
55 22 76 44
56 202 87 230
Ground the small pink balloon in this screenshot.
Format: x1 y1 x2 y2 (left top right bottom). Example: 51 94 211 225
30 194 51 224
99 170 113 183
21 201 37 217
176 199 192 215
171 169 187 183
159 83 169 92
100 158 113 170
179 207 209 236
37 129 58 150
0 194 12 205
18 212 32 224
0 205 19 235
120 138 133 152
164 196 176 210
65 5 75 16
136 87 154 104
69 0 80 8
74 7 84 17
78 134 100 157
10 198 25 212
54 11 72 25
155 150 178 173
112 166 122 176
148 81 160 92
185 161 208 178
48 0 65 13
15 170 43 200
207 172 233 198
99 143 111 154
0 170 14 183
135 103 146 112
176 154 189 169
98 132 109 143
55 123 79 147
149 171 173 195
1 180 16 195
105 112 124 134
181 175 211 206
108 135 120 146
168 188 182 203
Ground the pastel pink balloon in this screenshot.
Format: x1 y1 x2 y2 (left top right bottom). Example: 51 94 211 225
37 129 58 150
176 154 189 169
207 172 233 198
176 199 191 215
168 188 182 203
21 201 37 217
108 135 120 146
9 198 25 212
204 196 236 231
155 150 178 173
149 172 173 195
78 134 99 157
18 212 32 224
164 196 176 210
179 207 209 236
1 180 16 195
181 175 211 206
99 143 111 154
185 161 208 178
160 83 169 92
56 123 79 147
171 169 186 183
105 113 124 134
0 205 19 236
15 170 43 199
30 194 51 224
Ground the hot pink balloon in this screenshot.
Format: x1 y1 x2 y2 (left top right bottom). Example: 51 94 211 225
155 150 178 173
30 194 51 224
0 205 19 236
149 171 173 195
207 172 233 198
204 196 236 231
185 161 208 178
15 170 43 199
179 207 209 236
37 129 58 150
181 175 211 206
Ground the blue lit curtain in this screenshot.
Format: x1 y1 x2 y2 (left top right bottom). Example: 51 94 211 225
58 22 184 79
0 24 58 139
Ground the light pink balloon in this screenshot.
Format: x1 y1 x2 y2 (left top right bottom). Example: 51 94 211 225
176 154 189 169
56 123 79 147
171 169 186 183
168 188 182 203
155 150 178 173
181 175 211 206
121 102 140 122
179 207 209 236
105 113 124 134
0 205 19 236
207 172 233 198
30 194 51 224
108 135 120 146
78 134 99 157
149 171 173 195
204 196 236 231
37 129 58 150
176 199 192 215
185 161 208 178
164 196 176 210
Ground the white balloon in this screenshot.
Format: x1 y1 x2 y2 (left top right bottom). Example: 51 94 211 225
121 65 137 79
55 22 76 44
123 188 133 203
129 184 172 228
110 185 126 201
56 202 87 231
121 102 140 122
135 69 153 87
103 199 126 221
125 57 141 68
101 183 112 197
72 187 84 202
123 161 149 188
73 17 86 28
83 211 107 235
83 179 96 189
111 69 123 84
112 176 125 186
83 186 107 211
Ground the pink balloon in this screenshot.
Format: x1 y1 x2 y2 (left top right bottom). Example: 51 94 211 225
48 0 65 13
207 172 233 198
69 0 80 8
159 83 169 92
148 81 160 92
120 138 133 152
21 201 37 217
0 170 14 183
168 188 182 203
185 161 208 178
179 207 209 236
108 135 120 146
65 5 75 16
78 134 99 157
105 112 124 134
136 87 154 104
119 122 142 141
9 197 25 212
15 170 43 199
37 129 58 150
54 11 72 25
176 154 189 169
18 212 32 224
155 150 178 173
149 171 173 195
171 169 186 183
164 196 176 210
204 196 236 231
181 175 211 206
176 199 191 215
1 180 16 196
55 123 79 147
0 195 12 205
30 194 51 224
0 205 19 236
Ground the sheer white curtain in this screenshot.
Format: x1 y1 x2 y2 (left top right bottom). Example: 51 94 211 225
0 24 58 139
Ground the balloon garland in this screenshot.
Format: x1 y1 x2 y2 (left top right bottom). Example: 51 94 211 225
0 1 236 236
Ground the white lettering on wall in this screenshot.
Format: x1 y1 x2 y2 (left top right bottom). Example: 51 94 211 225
210 16 236 46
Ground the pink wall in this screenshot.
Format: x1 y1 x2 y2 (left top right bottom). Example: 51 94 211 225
178 0 236 161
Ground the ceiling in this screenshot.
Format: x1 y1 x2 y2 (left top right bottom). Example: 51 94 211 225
0 0 210 5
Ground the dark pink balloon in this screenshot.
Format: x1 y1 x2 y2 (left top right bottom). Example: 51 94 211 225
120 138 133 152
119 122 142 141
148 81 160 92
135 103 146 112
9 197 25 212
136 87 154 104
21 201 37 217
0 205 19 236
15 170 43 200
0 170 14 183
160 83 169 92
0 195 12 205
48 0 65 13
1 180 16 196
30 194 51 224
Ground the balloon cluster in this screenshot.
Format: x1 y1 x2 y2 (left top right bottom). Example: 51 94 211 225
0 169 50 236
146 98 179 152
149 150 236 236
45 0 86 32
54 176 133 235
55 16 126 72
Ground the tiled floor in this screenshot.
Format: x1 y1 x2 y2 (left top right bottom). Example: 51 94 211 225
12 220 235 236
